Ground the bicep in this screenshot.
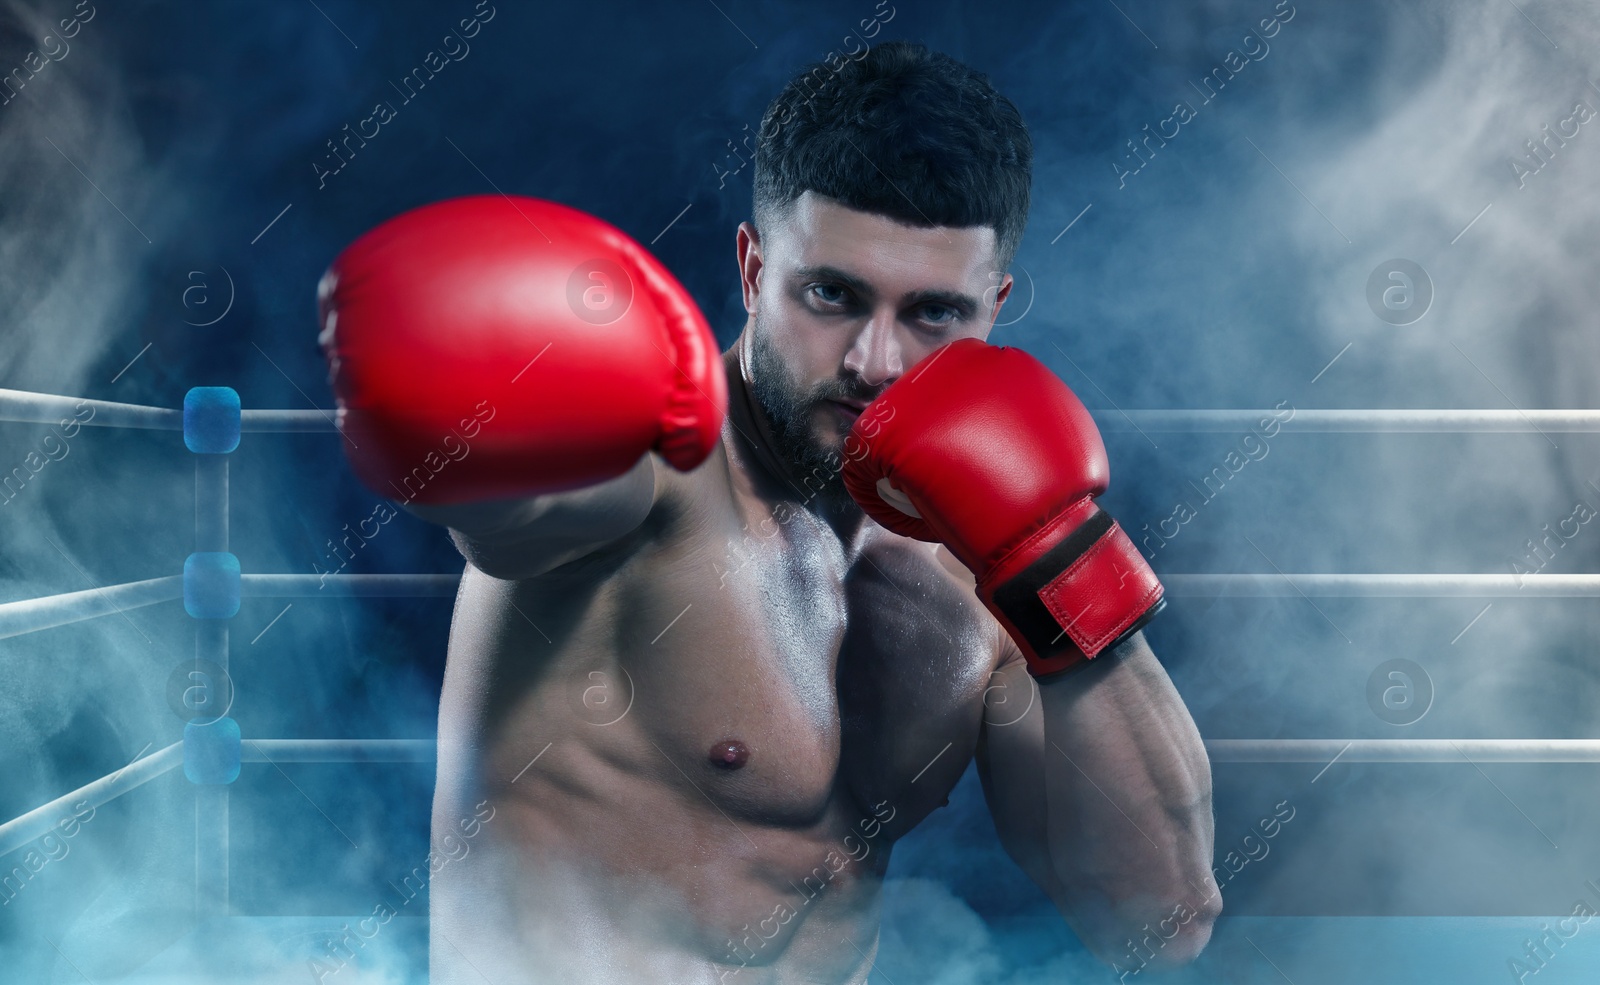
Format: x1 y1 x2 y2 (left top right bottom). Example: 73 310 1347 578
402 452 659 580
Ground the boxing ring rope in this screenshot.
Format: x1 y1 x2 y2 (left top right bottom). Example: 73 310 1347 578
240 738 438 762
0 388 341 432
5 574 1594 643
0 577 184 640
237 410 343 432
0 742 183 858
0 740 437 859
9 388 1600 434
0 385 463 912
239 574 461 596
0 388 181 430
6 573 1593 636
0 576 463 640
1099 409 1600 432
5 734 1594 858
1205 740 1600 763
4 382 1600 924
1162 574 1600 596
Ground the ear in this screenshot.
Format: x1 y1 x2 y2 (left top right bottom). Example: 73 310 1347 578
736 221 764 315
985 271 1014 336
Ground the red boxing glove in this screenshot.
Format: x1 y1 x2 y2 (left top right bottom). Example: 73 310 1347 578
842 339 1164 679
317 195 726 505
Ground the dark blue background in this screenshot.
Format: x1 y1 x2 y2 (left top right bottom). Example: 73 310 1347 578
2 0 1599 981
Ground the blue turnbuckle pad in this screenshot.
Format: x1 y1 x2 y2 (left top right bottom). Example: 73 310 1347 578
184 552 240 619
183 386 241 454
184 716 241 784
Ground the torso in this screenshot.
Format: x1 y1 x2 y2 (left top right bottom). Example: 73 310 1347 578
427 351 1005 985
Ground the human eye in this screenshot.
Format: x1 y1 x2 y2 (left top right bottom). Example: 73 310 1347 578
807 283 852 308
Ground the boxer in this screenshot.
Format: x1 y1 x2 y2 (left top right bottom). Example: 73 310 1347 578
318 41 1218 985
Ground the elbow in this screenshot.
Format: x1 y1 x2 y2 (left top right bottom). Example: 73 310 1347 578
1142 889 1222 969
1072 883 1224 972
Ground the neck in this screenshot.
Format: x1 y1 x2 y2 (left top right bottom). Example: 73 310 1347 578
722 330 867 542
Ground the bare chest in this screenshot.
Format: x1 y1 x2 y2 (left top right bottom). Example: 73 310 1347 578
598 477 1001 833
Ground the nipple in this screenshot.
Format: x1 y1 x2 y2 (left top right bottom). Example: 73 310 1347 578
709 739 750 770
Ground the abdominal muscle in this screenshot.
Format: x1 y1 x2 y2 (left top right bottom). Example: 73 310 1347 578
427 751 890 985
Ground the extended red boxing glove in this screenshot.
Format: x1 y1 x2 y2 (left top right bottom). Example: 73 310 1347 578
317 195 726 505
842 339 1164 679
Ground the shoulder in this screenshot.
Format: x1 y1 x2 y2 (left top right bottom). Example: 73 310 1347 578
927 539 1026 675
851 527 1014 673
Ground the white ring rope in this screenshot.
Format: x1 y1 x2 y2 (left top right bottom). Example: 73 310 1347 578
4 387 1599 433
1100 409 1600 432
0 740 438 859
1207 739 1600 763
1163 574 1600 596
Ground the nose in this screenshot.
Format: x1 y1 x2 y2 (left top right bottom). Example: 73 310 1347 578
841 311 905 390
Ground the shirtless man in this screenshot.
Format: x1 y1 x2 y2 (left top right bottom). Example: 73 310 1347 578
317 41 1218 985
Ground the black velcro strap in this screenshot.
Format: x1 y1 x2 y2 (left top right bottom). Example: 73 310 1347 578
991 507 1115 660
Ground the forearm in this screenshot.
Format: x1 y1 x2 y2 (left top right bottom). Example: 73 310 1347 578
1039 633 1220 966
402 453 657 579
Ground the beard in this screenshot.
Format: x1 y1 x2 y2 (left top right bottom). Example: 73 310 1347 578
746 324 872 514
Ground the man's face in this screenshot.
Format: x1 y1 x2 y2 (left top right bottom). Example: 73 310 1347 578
737 191 1013 506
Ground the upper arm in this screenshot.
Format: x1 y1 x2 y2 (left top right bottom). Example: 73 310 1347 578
974 630 1063 896
976 628 1220 961
401 452 660 580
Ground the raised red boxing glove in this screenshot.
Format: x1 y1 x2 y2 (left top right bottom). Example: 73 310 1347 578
317 195 726 505
841 338 1164 679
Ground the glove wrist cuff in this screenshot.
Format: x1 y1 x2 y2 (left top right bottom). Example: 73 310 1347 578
977 501 1166 678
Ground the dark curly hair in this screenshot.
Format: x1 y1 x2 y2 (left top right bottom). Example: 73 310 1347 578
752 40 1033 272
